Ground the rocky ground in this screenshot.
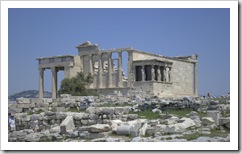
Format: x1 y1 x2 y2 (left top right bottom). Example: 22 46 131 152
8 94 230 142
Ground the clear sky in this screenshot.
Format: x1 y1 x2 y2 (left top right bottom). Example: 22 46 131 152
8 8 230 96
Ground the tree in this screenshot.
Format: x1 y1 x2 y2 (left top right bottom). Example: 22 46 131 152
58 72 96 96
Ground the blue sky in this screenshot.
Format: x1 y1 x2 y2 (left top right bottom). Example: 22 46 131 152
8 8 230 96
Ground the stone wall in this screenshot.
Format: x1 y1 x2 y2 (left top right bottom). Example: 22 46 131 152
8 94 230 142
153 82 173 96
132 81 154 95
95 87 129 96
13 107 133 132
169 60 194 96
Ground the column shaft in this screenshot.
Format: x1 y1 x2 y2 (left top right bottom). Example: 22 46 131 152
51 67 57 99
118 52 123 87
39 68 44 99
108 53 113 88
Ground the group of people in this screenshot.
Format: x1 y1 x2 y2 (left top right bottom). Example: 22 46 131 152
202 92 230 99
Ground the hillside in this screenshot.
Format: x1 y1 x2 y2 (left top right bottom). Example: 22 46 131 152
8 90 52 101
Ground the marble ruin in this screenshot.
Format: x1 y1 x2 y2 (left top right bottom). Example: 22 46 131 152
37 41 198 98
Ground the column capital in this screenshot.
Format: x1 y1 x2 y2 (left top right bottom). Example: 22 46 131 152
107 52 112 58
87 54 93 60
51 67 56 71
38 67 45 71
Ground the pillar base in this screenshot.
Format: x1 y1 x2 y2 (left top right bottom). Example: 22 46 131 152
118 82 123 88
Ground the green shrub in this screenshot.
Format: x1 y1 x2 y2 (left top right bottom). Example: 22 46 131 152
67 107 80 113
99 102 132 107
165 108 193 118
165 108 206 118
58 72 97 96
36 109 44 114
183 128 230 141
183 133 201 141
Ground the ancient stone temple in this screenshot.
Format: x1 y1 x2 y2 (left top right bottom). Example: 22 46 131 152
37 41 198 98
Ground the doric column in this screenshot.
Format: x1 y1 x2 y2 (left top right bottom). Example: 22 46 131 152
194 62 198 96
141 65 145 81
51 67 57 99
98 53 103 88
118 52 123 87
152 65 155 81
39 68 44 99
157 67 161 81
108 52 113 88
89 54 93 75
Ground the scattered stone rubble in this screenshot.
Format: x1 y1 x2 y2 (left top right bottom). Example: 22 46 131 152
8 94 230 142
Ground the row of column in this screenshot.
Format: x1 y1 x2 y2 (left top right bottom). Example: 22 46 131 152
39 67 58 99
38 51 124 99
136 65 171 82
87 52 123 89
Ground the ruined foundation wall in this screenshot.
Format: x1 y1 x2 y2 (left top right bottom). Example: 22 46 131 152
153 82 173 96
95 87 129 95
132 81 154 95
